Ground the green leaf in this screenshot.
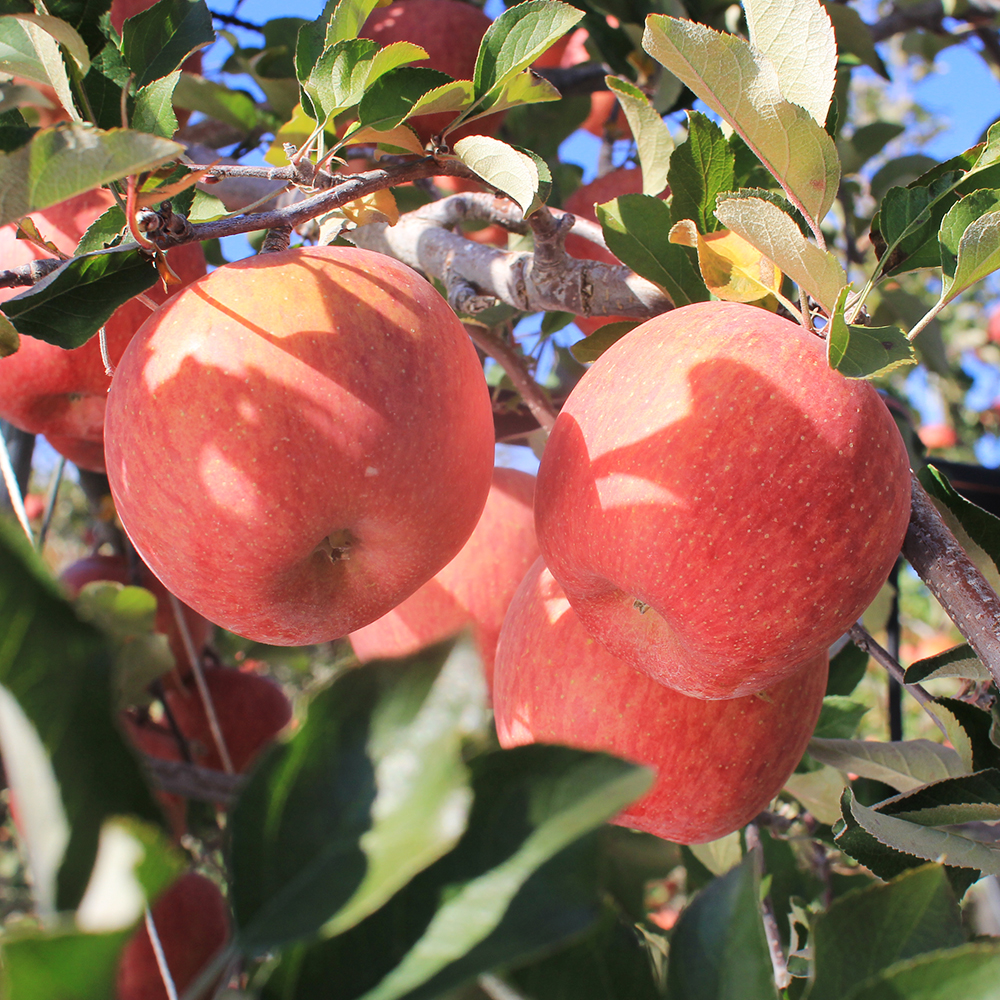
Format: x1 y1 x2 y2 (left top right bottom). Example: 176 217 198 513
918 464 1000 602
453 135 538 216
834 790 981 898
807 864 966 1000
821 1 889 79
839 122 904 176
875 769 1000 827
508 904 665 1000
808 738 970 794
642 15 840 232
0 307 19 356
0 521 162 912
827 286 915 379
121 0 213 89
2 247 160 349
230 641 488 954
262 745 651 1000
714 194 847 314
405 78 475 123
325 0 381 48
467 68 561 122
0 928 133 999
665 852 778 1000
473 0 584 100
826 641 868 697
937 189 1000 306
358 67 452 132
813 695 868 740
870 154 938 204
0 123 182 227
173 72 270 132
132 70 179 137
75 203 127 254
596 193 709 307
926 698 1000 773
905 644 988 684
784 766 847 825
606 76 672 197
305 37 378 126
667 111 734 235
845 942 1000 1000
839 790 1000 877
570 321 638 364
744 0 837 127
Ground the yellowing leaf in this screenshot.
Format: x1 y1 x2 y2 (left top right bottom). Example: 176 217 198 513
15 216 67 258
341 187 400 226
670 219 781 303
744 0 836 127
643 15 840 232
715 195 847 314
345 123 426 155
266 104 318 166
0 309 19 357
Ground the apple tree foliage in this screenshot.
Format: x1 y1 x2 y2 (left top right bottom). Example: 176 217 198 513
8 0 1000 996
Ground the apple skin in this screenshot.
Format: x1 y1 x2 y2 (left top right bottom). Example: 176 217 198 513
162 666 292 773
116 872 229 1000
359 0 502 143
494 560 828 844
534 301 911 699
60 553 211 677
349 467 538 689
0 189 206 445
104 245 496 645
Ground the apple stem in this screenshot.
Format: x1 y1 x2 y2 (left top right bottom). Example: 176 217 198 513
463 323 558 432
745 823 791 990
847 624 949 739
145 905 180 1000
168 593 235 775
902 471 1000 690
98 326 115 378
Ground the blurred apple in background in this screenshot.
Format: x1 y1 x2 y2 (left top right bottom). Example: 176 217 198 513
350 467 538 689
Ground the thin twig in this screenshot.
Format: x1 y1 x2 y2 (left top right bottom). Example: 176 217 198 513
169 593 234 775
36 455 64 551
464 324 558 432
745 823 791 991
146 907 180 1000
848 623 950 739
0 429 33 543
143 755 242 805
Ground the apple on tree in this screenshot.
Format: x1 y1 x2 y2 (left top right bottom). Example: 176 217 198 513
0 190 206 473
104 245 496 645
116 872 229 1000
358 0 502 143
534 300 911 699
493 560 828 843
349 466 538 689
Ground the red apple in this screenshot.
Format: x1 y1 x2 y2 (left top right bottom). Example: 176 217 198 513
534 301 911 699
60 553 211 677
358 0 502 144
0 189 206 446
494 560 829 844
988 306 1000 344
162 665 292 773
104 245 496 645
116 872 229 1000
918 423 958 450
349 467 538 689
41 433 109 474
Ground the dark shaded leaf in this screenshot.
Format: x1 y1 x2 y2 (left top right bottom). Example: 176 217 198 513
120 0 214 89
826 642 868 697
807 864 965 1000
2 247 159 348
668 111 734 234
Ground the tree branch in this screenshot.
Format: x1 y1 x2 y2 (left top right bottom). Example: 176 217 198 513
349 193 673 320
143 755 243 805
902 471 1000 688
